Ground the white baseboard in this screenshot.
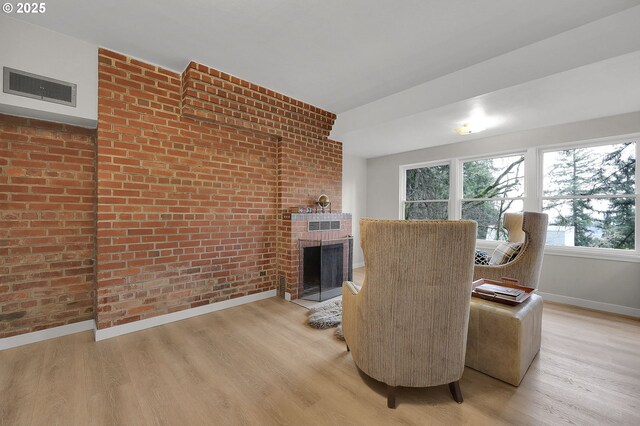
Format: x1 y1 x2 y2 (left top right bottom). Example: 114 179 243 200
537 291 640 318
0 319 96 351
95 290 277 341
284 292 292 301
1 290 277 349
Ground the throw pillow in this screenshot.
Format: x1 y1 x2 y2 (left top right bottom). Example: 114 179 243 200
474 249 490 265
489 242 523 265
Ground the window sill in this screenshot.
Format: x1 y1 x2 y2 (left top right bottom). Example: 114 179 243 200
543 246 640 263
475 240 500 252
474 240 640 263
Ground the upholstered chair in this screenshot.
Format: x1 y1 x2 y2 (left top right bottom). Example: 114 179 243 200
473 212 549 288
342 219 477 408
503 212 525 243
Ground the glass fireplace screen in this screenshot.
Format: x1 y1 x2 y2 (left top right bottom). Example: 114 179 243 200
299 237 353 302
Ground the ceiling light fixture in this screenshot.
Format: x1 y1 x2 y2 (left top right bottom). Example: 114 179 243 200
454 123 486 135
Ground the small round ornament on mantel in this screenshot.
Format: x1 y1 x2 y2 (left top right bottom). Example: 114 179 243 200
316 194 331 213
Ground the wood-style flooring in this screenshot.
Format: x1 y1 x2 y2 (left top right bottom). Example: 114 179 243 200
1 270 639 425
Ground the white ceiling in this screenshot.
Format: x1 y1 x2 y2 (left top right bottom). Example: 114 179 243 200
340 51 640 158
334 6 640 157
12 0 640 158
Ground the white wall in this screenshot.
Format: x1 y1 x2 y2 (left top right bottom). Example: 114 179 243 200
342 153 367 267
366 112 640 315
0 15 97 128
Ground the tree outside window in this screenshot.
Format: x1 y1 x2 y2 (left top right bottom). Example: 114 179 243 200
403 164 449 220
461 154 525 240
542 141 636 250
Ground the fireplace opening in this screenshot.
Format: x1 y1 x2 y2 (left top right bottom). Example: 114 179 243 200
299 237 353 301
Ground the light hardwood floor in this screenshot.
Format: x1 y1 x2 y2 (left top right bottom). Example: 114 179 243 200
1 271 639 425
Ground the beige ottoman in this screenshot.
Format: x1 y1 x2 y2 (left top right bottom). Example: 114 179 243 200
465 294 543 386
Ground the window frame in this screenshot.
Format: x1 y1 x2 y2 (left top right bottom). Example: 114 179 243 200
399 160 452 220
537 135 639 261
397 134 640 263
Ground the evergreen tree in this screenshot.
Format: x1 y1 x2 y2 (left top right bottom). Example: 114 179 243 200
545 142 636 249
592 142 635 249
545 148 596 247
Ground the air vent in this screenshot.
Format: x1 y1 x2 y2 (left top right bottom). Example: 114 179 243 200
308 220 341 232
3 67 76 107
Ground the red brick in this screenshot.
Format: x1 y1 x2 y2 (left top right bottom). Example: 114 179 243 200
0 48 344 338
0 114 96 337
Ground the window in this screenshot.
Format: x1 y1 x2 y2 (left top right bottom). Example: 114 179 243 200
402 163 449 220
542 141 636 250
399 136 639 259
461 154 525 240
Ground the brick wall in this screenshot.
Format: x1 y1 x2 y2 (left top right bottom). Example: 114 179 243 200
276 137 343 212
96 49 283 329
182 61 335 140
181 61 342 212
181 61 344 298
0 115 95 338
276 138 344 297
0 49 344 337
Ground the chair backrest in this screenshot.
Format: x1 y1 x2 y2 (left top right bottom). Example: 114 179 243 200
518 211 548 285
504 212 525 243
473 212 549 288
357 219 477 387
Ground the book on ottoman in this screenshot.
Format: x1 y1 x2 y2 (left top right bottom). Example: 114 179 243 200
471 278 535 305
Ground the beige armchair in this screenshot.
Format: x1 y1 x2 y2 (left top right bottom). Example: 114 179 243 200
474 212 548 288
342 219 477 408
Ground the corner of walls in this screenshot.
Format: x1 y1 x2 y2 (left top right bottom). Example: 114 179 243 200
342 153 367 266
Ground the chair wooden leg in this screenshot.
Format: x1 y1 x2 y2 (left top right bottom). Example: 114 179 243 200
387 385 397 409
448 381 463 403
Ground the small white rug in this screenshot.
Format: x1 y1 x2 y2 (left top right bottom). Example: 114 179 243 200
306 298 344 340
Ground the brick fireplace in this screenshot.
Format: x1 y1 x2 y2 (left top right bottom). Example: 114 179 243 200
283 213 352 300
94 50 348 327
